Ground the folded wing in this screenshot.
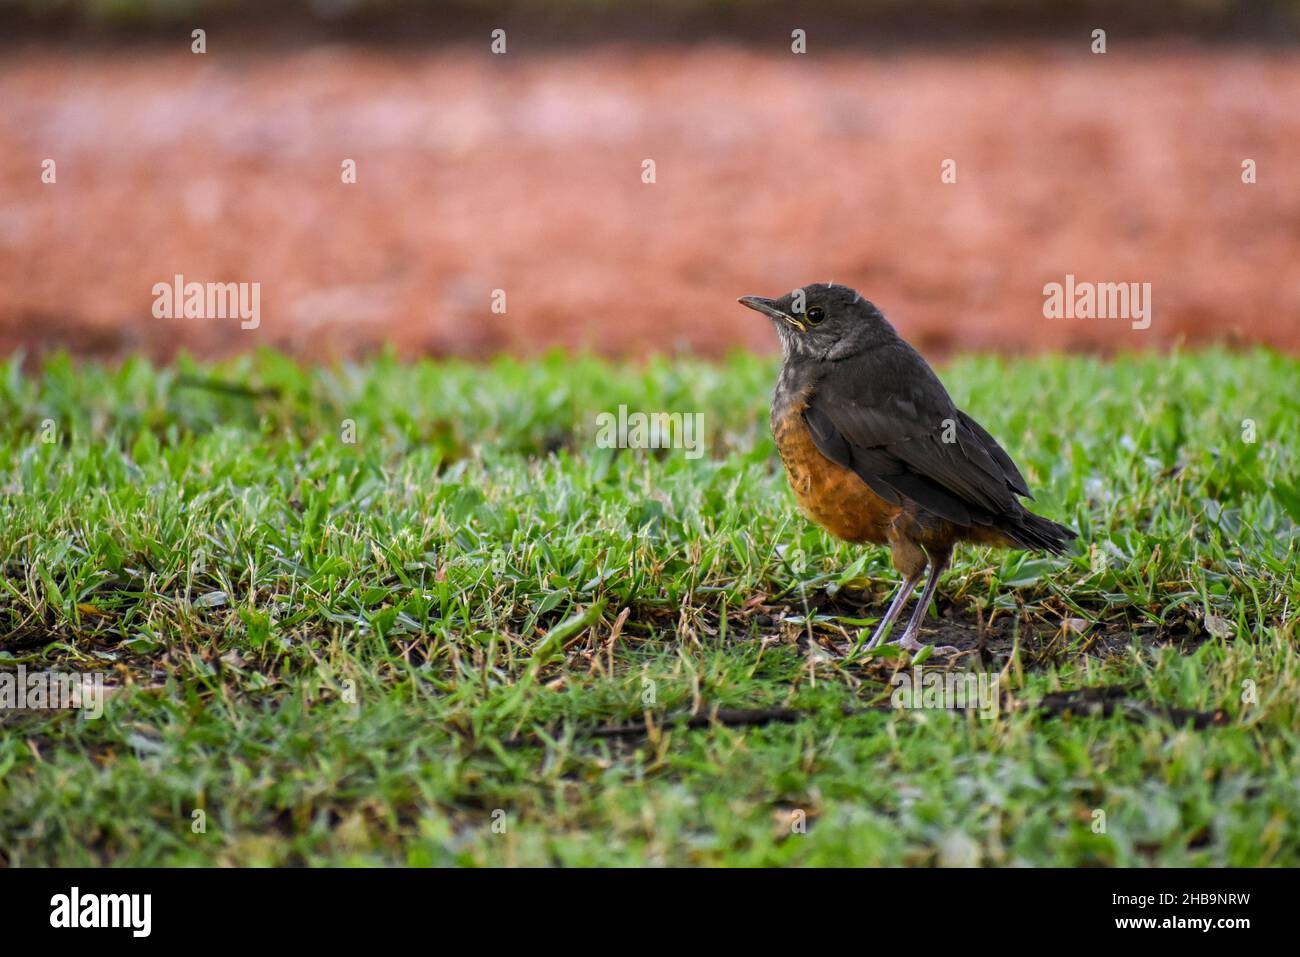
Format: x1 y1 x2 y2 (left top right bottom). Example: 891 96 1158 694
803 342 1058 548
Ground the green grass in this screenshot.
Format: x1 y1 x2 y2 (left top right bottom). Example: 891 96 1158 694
0 347 1297 866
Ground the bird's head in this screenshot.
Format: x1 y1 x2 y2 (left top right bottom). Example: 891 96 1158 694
738 283 896 361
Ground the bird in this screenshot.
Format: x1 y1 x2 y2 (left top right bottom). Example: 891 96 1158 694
739 283 1076 655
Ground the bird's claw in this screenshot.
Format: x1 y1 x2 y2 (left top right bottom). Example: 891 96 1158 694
925 644 965 657
892 635 965 657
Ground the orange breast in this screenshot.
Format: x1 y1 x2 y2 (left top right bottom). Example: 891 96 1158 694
772 408 897 545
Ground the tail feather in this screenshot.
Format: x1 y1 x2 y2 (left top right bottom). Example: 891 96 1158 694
999 509 1077 555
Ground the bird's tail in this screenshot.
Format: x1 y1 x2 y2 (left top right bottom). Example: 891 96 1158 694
1001 508 1077 555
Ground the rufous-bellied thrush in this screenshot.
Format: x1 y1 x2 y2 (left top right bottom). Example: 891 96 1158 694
740 284 1076 654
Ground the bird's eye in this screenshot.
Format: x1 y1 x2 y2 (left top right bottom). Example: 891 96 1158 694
805 307 825 325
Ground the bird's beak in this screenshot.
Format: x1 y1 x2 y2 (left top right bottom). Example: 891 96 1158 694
738 296 806 332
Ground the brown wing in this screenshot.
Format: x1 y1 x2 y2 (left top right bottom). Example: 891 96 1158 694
804 339 1034 528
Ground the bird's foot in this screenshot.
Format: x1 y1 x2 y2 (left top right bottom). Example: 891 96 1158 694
891 633 964 657
928 645 965 657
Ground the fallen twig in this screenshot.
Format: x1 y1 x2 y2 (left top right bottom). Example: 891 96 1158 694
1030 685 1228 728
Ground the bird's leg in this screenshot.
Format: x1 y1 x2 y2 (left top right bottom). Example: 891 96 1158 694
863 569 924 650
890 552 960 654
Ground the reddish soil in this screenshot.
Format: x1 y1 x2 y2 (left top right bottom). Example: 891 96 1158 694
1 43 1297 361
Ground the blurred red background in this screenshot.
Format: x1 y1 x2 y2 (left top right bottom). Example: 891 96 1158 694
2 41 1297 360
